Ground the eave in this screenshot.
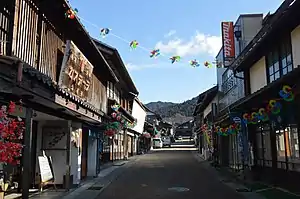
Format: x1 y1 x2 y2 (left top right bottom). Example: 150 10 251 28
34 0 118 83
92 38 139 95
232 0 300 72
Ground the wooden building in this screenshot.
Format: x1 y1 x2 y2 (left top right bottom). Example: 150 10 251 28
0 0 124 198
93 39 138 162
214 0 300 192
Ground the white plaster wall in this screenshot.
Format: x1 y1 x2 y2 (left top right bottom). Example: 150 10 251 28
35 120 68 185
87 137 97 177
249 56 267 94
130 99 146 134
203 96 218 118
35 121 82 185
291 25 300 68
71 122 82 185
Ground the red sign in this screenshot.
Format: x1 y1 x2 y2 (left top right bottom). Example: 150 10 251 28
221 22 235 66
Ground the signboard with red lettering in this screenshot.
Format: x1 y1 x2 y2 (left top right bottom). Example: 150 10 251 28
58 40 93 99
221 22 235 67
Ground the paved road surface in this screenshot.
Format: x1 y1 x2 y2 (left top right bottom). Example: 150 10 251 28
96 143 244 199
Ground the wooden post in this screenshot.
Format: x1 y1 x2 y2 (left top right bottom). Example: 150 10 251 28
123 128 128 160
21 108 33 199
65 121 72 191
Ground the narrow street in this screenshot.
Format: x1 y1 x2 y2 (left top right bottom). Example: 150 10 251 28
96 141 244 199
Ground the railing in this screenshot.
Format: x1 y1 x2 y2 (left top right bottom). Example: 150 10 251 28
0 0 14 56
221 75 237 93
88 75 107 113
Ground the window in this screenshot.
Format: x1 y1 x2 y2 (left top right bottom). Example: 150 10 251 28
107 81 114 99
221 69 237 93
56 50 64 83
267 37 293 83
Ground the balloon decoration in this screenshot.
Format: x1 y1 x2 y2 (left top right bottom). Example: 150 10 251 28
189 59 200 67
170 56 181 64
65 8 78 19
242 85 294 125
69 11 223 69
216 123 241 136
200 124 213 147
150 49 160 58
104 104 137 137
130 40 139 49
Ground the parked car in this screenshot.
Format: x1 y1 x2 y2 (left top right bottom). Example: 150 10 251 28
162 137 171 147
177 136 182 140
153 138 163 148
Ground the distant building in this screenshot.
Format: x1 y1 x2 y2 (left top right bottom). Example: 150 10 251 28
175 120 194 138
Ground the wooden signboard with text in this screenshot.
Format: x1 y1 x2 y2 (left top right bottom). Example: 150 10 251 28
38 152 57 191
58 40 94 99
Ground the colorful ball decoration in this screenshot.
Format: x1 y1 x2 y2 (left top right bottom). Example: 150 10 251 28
111 112 117 118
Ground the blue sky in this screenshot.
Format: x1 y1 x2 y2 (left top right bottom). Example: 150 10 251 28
69 0 282 103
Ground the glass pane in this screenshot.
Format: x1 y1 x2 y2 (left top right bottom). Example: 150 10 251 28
270 75 274 83
281 58 287 68
275 71 280 80
283 67 287 75
288 64 293 72
276 130 286 162
287 54 292 65
269 66 274 75
274 62 280 72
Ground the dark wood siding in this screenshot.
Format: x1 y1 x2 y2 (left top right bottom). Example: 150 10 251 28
0 0 14 56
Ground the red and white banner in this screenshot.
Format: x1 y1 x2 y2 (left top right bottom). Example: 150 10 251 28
221 22 235 67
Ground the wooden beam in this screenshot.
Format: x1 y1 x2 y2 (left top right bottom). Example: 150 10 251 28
21 107 33 199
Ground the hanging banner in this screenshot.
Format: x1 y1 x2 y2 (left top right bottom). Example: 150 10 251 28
221 22 235 67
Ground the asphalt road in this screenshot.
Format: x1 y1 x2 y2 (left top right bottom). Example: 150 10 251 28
96 141 244 199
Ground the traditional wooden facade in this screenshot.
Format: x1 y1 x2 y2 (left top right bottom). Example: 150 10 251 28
93 39 138 162
214 0 300 192
193 86 218 158
0 0 118 198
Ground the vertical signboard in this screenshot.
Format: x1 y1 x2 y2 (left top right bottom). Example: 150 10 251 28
221 22 235 67
58 40 94 99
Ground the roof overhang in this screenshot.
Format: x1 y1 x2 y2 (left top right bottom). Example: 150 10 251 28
232 0 300 72
34 0 119 83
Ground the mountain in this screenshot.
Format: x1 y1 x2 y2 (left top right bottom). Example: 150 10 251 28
145 97 198 126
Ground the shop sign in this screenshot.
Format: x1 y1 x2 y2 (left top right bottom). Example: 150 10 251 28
58 40 94 99
54 94 101 122
221 21 235 67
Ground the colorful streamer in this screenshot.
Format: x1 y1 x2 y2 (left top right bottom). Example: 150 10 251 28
170 56 180 64
150 49 160 58
242 85 294 125
189 59 200 67
100 28 110 38
65 8 78 19
130 40 139 49
71 12 222 68
204 61 213 68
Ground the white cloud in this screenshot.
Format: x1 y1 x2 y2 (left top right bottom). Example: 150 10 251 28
125 62 185 71
164 30 176 38
125 63 159 71
155 31 222 57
